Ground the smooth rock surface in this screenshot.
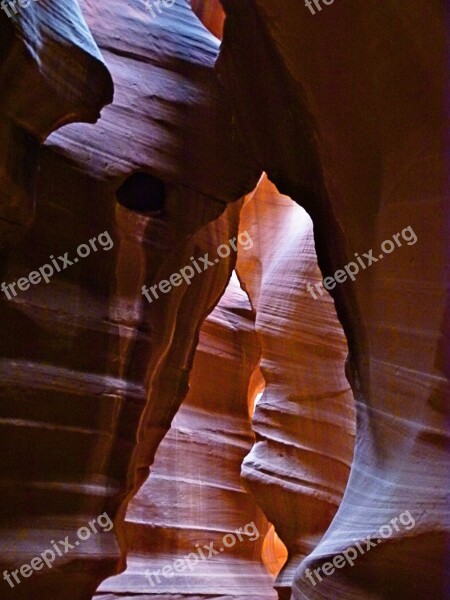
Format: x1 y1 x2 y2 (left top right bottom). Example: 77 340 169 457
218 3 449 597
0 1 261 598
237 176 355 597
95 273 277 599
0 0 113 245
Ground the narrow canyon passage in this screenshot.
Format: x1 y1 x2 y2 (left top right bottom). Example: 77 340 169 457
0 1 447 599
94 176 355 599
95 271 278 599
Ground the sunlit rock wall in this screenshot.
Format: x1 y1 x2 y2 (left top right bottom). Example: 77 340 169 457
96 273 276 599
237 176 355 598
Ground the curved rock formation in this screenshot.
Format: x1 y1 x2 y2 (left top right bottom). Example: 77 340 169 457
0 0 113 245
96 273 276 599
0 1 261 598
0 0 447 599
217 2 449 598
237 176 355 598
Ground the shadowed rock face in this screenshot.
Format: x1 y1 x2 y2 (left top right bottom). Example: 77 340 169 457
0 1 261 598
217 1 449 598
0 0 113 245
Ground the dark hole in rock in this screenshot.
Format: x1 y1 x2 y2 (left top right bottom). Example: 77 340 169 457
116 172 166 214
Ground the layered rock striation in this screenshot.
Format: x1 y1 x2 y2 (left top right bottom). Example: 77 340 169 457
0 0 113 245
237 176 355 598
0 1 447 599
96 273 276 599
0 1 261 598
218 2 449 598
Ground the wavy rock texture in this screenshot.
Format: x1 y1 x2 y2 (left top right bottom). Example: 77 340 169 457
0 1 261 598
51 0 260 200
236 176 355 598
1 0 447 599
95 272 276 599
0 0 113 245
218 2 449 598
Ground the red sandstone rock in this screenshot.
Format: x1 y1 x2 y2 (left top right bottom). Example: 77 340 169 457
237 175 355 597
96 273 276 599
0 0 447 598
191 0 225 39
0 1 261 598
218 2 449 597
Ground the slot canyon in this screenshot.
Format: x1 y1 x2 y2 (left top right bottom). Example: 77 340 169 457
0 1 448 599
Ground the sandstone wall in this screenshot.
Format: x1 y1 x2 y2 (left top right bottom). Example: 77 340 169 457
218 3 449 597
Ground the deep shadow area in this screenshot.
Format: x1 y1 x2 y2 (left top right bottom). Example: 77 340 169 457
116 172 166 215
